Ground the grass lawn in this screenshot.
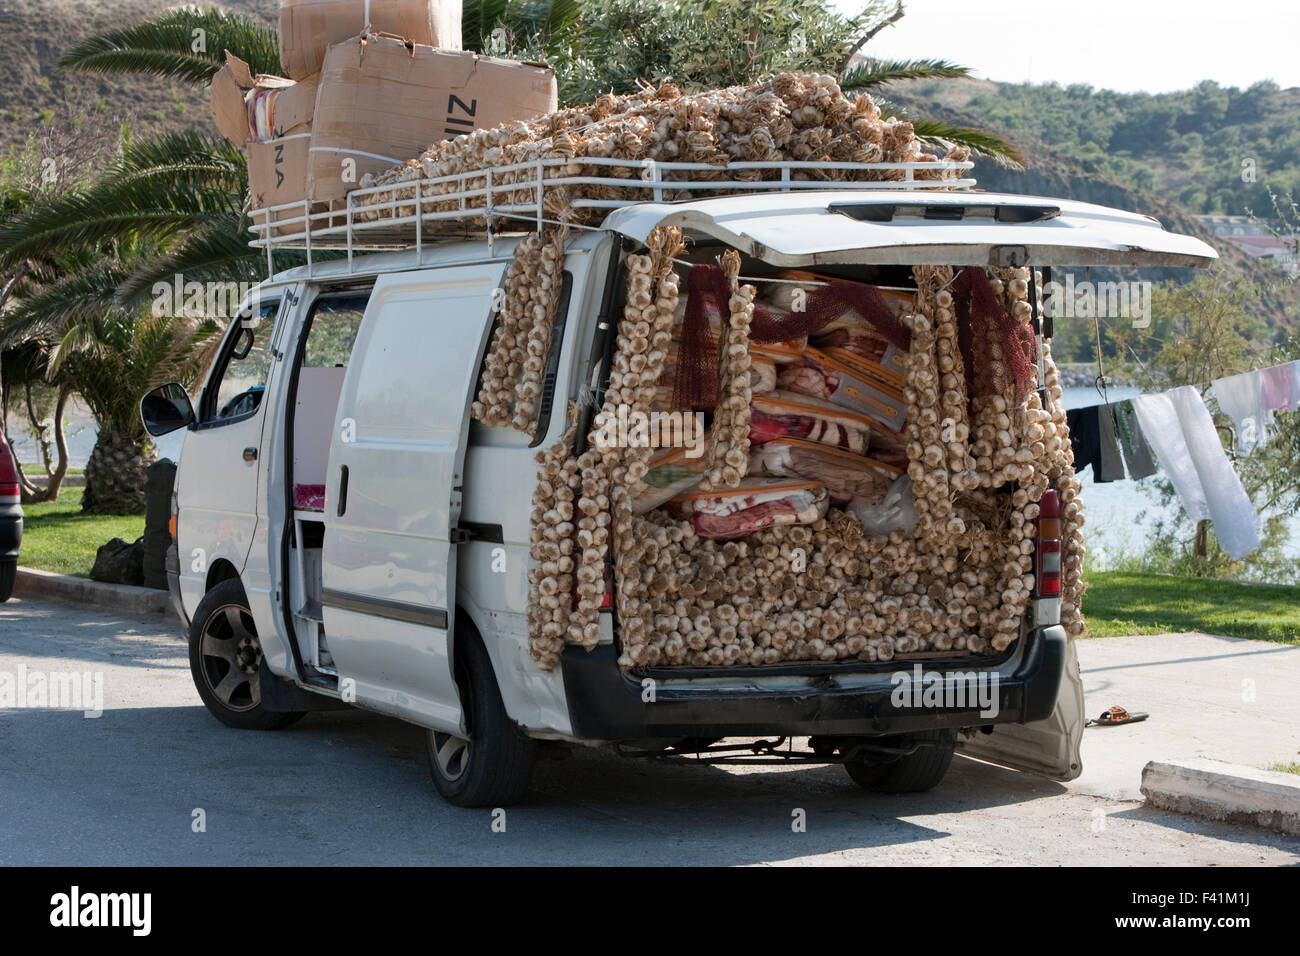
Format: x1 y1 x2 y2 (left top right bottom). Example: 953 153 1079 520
1084 571 1300 644
18 488 145 578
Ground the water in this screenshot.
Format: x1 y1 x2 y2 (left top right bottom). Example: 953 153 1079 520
5 411 184 472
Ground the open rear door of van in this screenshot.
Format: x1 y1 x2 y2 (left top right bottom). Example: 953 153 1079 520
320 262 507 735
607 191 1216 782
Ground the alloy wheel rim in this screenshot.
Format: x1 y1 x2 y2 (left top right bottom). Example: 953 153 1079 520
200 604 263 712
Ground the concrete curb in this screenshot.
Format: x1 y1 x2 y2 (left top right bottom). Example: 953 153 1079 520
14 566 170 618
1141 758 1300 836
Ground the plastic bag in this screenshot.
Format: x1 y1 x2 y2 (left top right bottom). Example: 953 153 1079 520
670 479 829 540
848 475 918 536
634 446 709 514
748 438 902 504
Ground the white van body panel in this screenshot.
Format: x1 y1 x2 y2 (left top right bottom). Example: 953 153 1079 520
320 263 507 734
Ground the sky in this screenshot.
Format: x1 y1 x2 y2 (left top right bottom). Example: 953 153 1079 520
835 0 1300 93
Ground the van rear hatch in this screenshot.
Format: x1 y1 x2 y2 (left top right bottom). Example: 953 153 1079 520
602 190 1219 269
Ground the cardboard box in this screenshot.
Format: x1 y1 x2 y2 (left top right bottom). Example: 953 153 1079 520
279 0 463 80
210 53 322 229
308 33 558 203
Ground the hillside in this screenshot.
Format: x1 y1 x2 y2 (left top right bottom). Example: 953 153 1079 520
893 76 1300 218
0 0 276 152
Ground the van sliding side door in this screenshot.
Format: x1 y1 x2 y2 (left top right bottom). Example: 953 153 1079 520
321 263 507 734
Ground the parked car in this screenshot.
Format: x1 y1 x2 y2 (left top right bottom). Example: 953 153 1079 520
0 438 22 602
141 173 1215 807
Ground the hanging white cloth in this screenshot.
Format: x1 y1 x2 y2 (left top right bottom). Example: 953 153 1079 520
1211 369 1265 451
1132 387 1260 560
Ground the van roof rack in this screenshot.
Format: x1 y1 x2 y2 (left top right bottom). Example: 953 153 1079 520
248 156 976 277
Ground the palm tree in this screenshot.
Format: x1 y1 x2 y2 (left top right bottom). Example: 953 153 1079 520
1 254 221 513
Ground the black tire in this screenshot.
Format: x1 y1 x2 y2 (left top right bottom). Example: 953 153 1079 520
189 579 305 731
426 625 537 808
0 559 15 603
844 730 956 793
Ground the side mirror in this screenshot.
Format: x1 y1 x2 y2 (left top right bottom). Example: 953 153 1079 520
140 383 196 437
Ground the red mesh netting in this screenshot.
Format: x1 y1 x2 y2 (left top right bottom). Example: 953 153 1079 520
951 266 1037 400
672 264 914 410
671 265 728 411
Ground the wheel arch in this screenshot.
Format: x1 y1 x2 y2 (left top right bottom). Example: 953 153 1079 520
205 558 242 595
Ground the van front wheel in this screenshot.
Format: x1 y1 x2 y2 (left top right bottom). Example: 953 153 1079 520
843 730 956 793
426 629 537 808
189 579 305 731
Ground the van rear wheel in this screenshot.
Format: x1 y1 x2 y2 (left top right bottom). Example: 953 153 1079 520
843 730 956 793
189 579 305 731
426 627 537 808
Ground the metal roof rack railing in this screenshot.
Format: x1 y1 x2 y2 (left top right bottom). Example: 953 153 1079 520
249 156 976 276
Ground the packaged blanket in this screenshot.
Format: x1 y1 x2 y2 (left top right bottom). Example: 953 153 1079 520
669 479 829 540
749 391 878 454
776 347 908 432
747 439 901 503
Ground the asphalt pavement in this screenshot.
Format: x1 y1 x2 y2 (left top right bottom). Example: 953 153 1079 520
1 596 1297 866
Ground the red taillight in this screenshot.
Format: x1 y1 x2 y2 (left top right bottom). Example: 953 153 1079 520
1035 490 1062 598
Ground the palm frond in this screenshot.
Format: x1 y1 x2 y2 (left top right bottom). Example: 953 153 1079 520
115 214 323 306
463 0 514 52
0 133 245 269
841 58 972 90
1 264 132 350
905 116 1025 169
60 6 280 84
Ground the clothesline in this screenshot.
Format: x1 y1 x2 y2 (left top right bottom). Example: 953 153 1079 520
1062 360 1300 561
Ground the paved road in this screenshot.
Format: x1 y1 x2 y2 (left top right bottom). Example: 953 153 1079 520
2 597 1298 866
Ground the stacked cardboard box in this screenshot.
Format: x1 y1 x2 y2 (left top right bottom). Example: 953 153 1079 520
212 2 557 230
279 0 462 79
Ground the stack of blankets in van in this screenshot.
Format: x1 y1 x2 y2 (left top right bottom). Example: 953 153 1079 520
635 268 918 542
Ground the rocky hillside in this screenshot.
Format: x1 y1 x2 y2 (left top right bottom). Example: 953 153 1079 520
0 0 275 152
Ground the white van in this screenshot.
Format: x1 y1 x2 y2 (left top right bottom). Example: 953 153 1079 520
141 164 1215 807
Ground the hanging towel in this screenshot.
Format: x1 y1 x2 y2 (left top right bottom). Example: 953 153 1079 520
1066 407 1102 479
1261 362 1300 413
1133 388 1260 560
1096 404 1127 482
1211 369 1266 451
1112 400 1157 479
1132 392 1209 521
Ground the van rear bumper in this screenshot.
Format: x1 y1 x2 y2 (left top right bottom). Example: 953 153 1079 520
560 625 1067 740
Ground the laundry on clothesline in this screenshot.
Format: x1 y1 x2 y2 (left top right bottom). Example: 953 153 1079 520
1131 387 1261 560
1067 401 1152 483
1112 399 1158 480
1210 359 1300 451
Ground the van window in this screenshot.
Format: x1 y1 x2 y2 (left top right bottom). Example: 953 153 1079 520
303 296 368 368
202 299 280 424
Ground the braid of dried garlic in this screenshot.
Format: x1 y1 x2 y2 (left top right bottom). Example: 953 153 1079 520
906 267 953 545
514 225 571 436
472 233 542 427
527 402 581 670
703 249 755 489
